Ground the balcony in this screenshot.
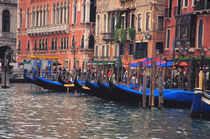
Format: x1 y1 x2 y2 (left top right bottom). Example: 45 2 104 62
195 0 210 12
102 33 114 41
27 24 69 36
0 32 16 39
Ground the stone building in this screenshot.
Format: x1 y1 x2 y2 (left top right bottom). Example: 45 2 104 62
17 0 96 70
94 0 166 64
0 0 17 60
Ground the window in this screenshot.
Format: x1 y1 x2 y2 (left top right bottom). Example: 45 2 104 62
106 45 109 58
102 45 105 58
36 8 39 26
42 39 45 50
158 16 164 31
55 38 57 50
88 35 94 49
134 42 148 59
19 9 22 28
97 15 100 35
146 12 150 31
104 14 107 33
60 6 63 23
61 37 63 49
27 8 29 27
184 0 188 7
64 37 66 49
51 38 54 50
67 37 69 49
169 0 172 18
81 35 84 48
34 39 37 51
119 44 124 56
166 29 170 48
40 8 42 26
129 44 133 55
156 42 164 53
137 13 142 32
73 0 77 23
2 10 10 32
131 14 135 28
27 40 30 50
18 40 21 51
72 35 75 47
90 0 96 22
45 39 48 50
39 39 42 50
121 16 125 29
198 19 203 48
32 7 35 26
95 45 98 57
83 0 86 22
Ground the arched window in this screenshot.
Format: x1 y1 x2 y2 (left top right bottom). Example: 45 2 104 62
45 39 48 50
90 0 96 22
97 15 100 35
64 2 67 23
27 8 29 27
32 7 35 26
95 45 98 57
51 38 54 50
61 37 63 49
60 2 63 23
36 7 39 26
40 6 42 26
64 37 66 49
198 19 203 48
19 9 22 28
52 3 55 24
18 40 21 51
39 39 42 50
42 39 45 50
55 37 57 50
67 37 69 49
27 40 30 51
88 35 94 49
34 39 37 51
81 35 84 48
56 2 59 24
43 5 46 26
2 10 10 32
83 0 86 22
73 0 77 23
72 35 75 47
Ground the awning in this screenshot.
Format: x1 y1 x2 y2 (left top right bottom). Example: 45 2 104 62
87 61 115 65
18 60 31 65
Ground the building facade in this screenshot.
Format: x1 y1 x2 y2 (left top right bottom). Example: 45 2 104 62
17 0 96 70
94 0 166 64
0 0 17 57
164 0 210 58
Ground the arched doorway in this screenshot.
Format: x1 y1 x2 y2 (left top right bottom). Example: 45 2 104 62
88 35 94 49
2 10 10 32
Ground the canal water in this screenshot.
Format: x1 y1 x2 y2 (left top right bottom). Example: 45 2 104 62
0 84 209 139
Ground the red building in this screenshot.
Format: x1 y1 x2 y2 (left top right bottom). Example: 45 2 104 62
165 0 210 58
17 0 96 70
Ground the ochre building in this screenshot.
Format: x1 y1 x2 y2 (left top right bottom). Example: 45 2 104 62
94 0 166 64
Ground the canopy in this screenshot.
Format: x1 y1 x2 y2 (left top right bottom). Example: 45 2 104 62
87 61 115 65
18 60 31 65
175 62 188 67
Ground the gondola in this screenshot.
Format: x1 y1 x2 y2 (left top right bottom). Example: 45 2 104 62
190 89 210 119
85 79 110 99
35 76 75 92
58 73 72 84
74 76 92 95
109 81 195 108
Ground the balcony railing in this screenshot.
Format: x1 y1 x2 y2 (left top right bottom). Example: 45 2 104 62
27 24 69 36
102 33 114 41
195 0 210 11
0 32 16 39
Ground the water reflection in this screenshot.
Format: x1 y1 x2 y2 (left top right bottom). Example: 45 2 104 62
0 84 209 138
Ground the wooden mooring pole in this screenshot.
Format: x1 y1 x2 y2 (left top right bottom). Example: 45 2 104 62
127 61 131 88
158 67 164 109
142 70 147 109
